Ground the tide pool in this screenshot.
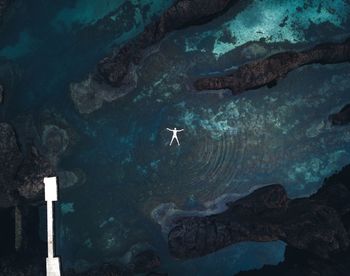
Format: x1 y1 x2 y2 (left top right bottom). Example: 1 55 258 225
0 0 349 275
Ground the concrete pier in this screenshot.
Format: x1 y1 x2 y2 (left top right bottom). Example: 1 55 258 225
44 177 61 276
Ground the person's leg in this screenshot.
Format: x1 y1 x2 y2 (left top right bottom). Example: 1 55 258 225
176 137 180 146
170 136 174 146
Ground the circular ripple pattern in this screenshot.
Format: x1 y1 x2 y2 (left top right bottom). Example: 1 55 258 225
185 130 249 198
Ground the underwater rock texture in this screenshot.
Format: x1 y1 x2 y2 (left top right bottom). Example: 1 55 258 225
237 246 350 276
329 103 350 125
195 38 350 93
0 84 3 103
0 0 10 23
0 123 53 207
97 0 238 86
71 0 239 113
0 206 46 276
168 164 350 262
237 165 350 276
0 248 161 276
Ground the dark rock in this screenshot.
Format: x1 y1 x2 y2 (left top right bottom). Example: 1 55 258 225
65 249 161 275
65 264 126 276
168 165 350 261
71 0 241 113
41 124 69 165
16 146 54 202
194 38 350 93
96 0 239 87
0 122 54 207
0 206 46 276
237 246 350 276
0 123 23 207
0 123 22 182
0 84 3 103
129 249 161 274
329 104 350 126
0 0 10 23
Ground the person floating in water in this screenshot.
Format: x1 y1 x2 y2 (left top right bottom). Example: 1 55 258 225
166 127 184 146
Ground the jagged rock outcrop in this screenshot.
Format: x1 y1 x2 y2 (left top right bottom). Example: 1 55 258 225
71 0 240 113
168 164 350 264
96 0 238 86
329 104 350 126
0 122 54 207
237 166 350 276
194 38 350 93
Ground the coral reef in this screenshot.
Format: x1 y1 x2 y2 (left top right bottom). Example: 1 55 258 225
194 38 350 93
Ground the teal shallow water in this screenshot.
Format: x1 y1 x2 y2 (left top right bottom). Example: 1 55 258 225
1 0 350 275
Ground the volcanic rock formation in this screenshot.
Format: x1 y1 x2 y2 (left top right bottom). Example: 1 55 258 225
168 164 350 268
71 0 240 113
194 38 350 93
96 0 239 86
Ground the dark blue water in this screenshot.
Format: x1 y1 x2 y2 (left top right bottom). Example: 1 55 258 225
1 0 350 275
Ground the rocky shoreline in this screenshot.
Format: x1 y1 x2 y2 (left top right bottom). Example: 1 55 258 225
96 0 239 87
194 38 350 94
168 164 350 275
71 0 240 113
0 122 164 275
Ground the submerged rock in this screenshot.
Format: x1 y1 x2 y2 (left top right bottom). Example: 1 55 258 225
129 250 161 274
65 264 128 276
16 146 54 201
70 73 135 114
42 124 69 165
0 84 4 103
97 0 239 86
64 249 161 275
0 122 54 207
329 103 350 126
0 0 10 23
71 0 240 113
57 169 86 190
168 165 350 262
194 38 350 93
237 165 350 276
237 245 350 276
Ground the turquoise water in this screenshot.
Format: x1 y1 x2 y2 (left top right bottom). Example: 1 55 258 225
1 0 350 275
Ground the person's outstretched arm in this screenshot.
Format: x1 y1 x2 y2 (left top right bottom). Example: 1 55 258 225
178 129 184 132
166 128 172 131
